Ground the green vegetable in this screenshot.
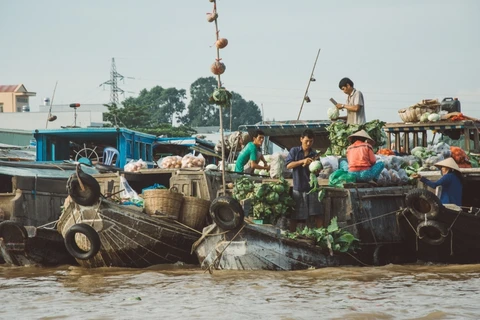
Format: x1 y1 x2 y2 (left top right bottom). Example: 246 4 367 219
309 160 322 172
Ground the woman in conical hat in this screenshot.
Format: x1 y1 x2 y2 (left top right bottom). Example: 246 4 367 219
341 129 384 183
412 157 463 206
347 129 375 145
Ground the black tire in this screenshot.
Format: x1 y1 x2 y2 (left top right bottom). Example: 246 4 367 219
0 221 28 244
406 188 442 220
417 220 448 246
64 223 101 260
67 171 101 206
210 196 244 231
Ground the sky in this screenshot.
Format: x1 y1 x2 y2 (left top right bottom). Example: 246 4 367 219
1 0 479 125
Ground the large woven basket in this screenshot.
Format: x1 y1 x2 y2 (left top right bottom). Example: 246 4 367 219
143 187 184 218
398 105 440 123
178 196 211 231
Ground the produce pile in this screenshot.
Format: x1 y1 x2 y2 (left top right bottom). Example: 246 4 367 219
232 176 295 223
325 120 387 156
285 217 359 254
159 154 205 169
409 142 477 170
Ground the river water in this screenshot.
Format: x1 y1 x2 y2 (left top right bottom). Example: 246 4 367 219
1 263 480 320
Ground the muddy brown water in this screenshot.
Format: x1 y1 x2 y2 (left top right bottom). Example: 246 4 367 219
1 263 480 320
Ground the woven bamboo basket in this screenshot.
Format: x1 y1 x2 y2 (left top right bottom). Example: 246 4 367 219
143 187 184 218
398 105 440 123
178 196 211 231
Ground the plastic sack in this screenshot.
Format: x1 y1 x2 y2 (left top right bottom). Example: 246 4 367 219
433 142 451 159
159 156 182 169
205 164 218 171
269 152 285 179
120 176 141 201
328 169 356 188
321 156 339 171
124 159 148 172
181 153 205 168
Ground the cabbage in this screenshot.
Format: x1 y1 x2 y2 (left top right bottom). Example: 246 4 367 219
428 113 441 122
309 160 323 172
419 112 430 122
327 107 339 120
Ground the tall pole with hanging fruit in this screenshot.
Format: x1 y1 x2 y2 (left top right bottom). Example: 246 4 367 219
207 0 231 195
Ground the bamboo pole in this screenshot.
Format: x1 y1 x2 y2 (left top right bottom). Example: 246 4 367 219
296 48 321 120
212 0 226 195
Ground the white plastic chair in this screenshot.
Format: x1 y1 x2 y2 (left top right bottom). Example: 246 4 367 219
102 147 119 166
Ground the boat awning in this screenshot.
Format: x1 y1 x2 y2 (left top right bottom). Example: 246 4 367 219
0 161 99 178
190 145 221 158
239 120 332 151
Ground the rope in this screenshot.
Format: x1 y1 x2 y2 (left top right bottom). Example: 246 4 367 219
204 223 246 274
399 209 421 251
354 186 377 244
345 252 370 266
75 164 85 191
340 208 403 230
36 219 59 229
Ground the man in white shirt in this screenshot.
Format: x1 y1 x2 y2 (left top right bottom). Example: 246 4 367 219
335 77 366 125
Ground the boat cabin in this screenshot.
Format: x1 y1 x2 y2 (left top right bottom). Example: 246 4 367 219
34 127 219 169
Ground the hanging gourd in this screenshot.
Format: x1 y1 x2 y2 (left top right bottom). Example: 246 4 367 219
215 38 228 49
206 12 218 22
211 61 226 75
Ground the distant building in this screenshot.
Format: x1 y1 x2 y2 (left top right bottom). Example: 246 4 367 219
0 84 36 113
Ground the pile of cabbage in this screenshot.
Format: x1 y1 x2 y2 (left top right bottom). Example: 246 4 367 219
325 120 387 156
232 176 295 222
285 217 359 254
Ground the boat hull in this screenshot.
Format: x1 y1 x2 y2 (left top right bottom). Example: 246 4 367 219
0 223 76 266
399 204 480 264
57 197 200 268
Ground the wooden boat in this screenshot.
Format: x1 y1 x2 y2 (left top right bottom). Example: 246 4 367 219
0 221 76 266
55 167 200 268
195 184 418 271
399 187 480 264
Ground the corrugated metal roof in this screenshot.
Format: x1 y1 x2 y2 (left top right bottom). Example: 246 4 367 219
0 85 20 92
0 161 99 178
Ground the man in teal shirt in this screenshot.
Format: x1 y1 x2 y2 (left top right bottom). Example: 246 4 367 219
235 130 270 173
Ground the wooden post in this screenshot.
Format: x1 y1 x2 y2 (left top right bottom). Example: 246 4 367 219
464 128 471 152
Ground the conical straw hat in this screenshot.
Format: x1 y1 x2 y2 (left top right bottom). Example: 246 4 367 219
348 129 375 145
434 157 460 172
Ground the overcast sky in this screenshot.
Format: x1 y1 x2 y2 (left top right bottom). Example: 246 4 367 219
1 0 479 125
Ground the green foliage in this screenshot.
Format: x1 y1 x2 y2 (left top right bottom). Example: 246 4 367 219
285 217 359 254
103 85 186 129
104 77 262 132
232 177 294 222
325 119 387 156
181 76 262 129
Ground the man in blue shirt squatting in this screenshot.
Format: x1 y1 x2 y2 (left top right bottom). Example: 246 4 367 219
235 130 270 174
285 129 324 232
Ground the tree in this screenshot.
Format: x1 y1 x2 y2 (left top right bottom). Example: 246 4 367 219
103 103 150 128
180 77 219 127
180 77 262 129
123 86 187 126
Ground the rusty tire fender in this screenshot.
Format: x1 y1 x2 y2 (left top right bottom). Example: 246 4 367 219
417 220 448 246
210 196 244 231
64 223 101 260
406 188 442 220
67 171 101 206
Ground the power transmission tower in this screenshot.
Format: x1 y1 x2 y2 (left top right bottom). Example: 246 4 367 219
100 57 124 106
